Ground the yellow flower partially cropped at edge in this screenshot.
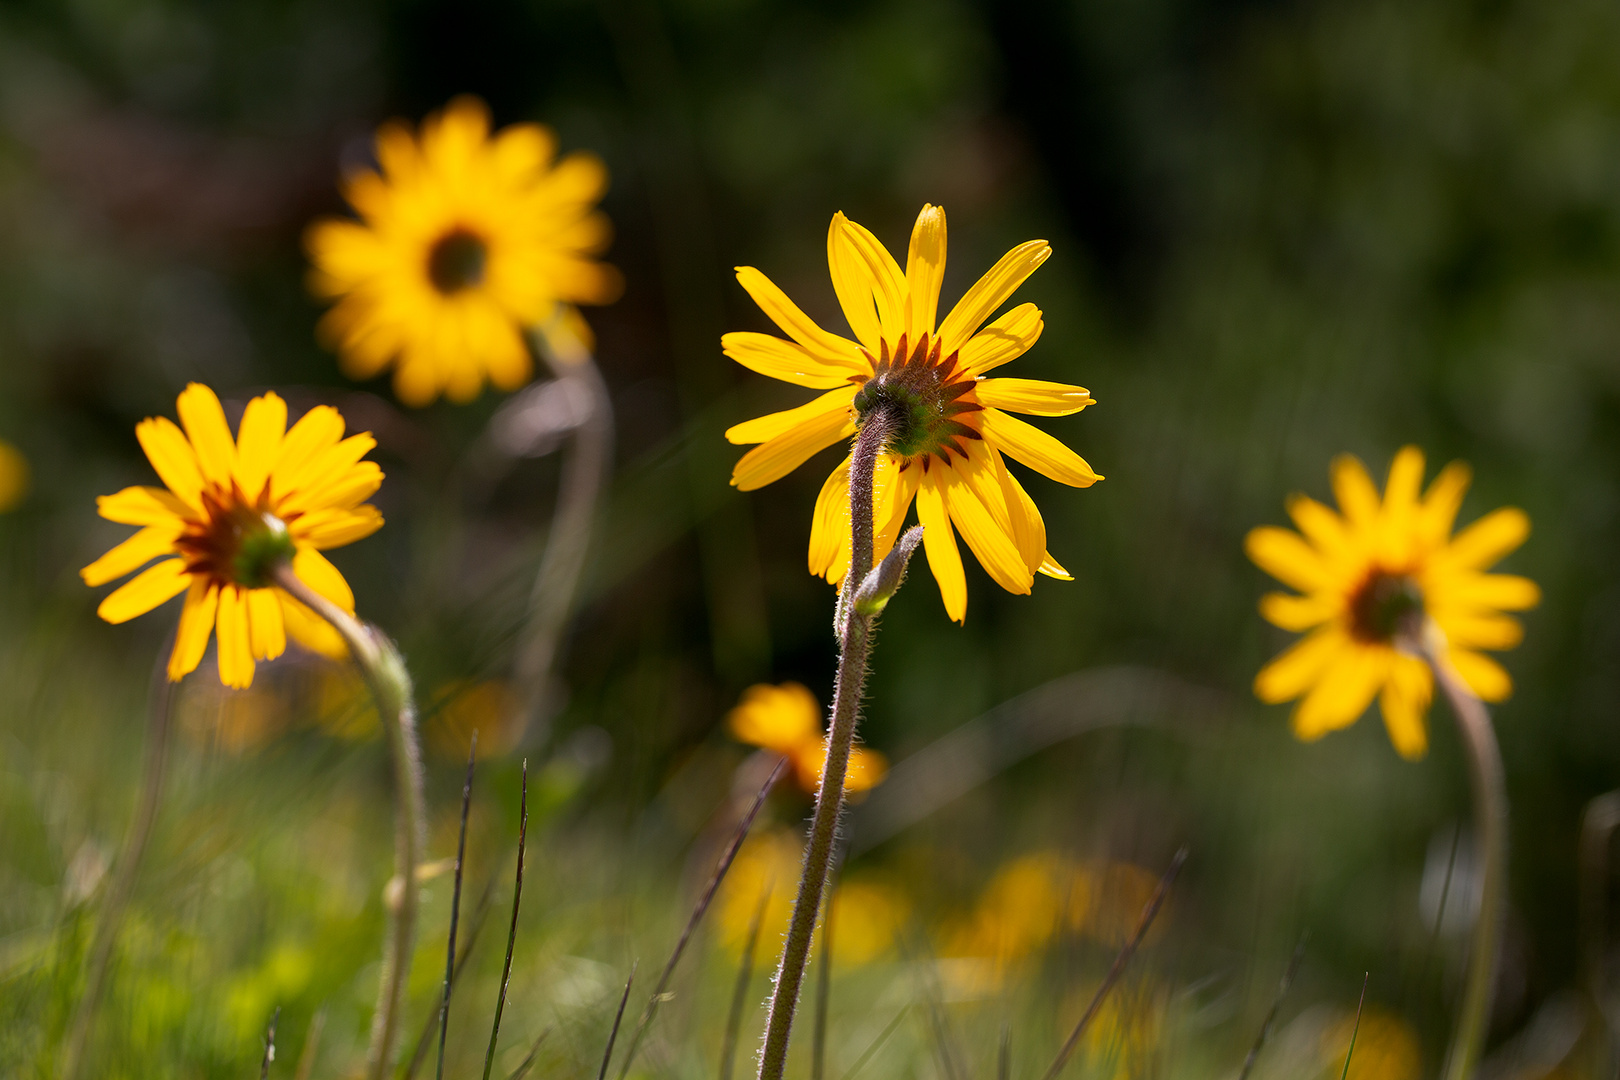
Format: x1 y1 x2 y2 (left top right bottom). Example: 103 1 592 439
724 205 1101 622
1247 446 1540 759
306 95 623 407
727 681 887 793
82 384 385 689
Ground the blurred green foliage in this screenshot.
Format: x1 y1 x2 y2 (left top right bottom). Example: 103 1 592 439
3 0 1620 1075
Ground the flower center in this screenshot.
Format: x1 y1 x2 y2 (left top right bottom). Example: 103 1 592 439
851 332 981 462
1348 569 1424 643
426 228 488 294
175 486 297 590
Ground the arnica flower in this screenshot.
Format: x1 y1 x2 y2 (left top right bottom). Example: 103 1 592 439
726 681 886 793
724 205 1100 622
306 95 623 407
82 383 384 689
1247 446 1540 759
0 438 28 512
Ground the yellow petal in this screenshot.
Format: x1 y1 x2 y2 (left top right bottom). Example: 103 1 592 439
1383 446 1425 517
988 449 1046 574
944 467 1032 595
833 214 906 344
827 218 882 351
728 682 820 754
215 585 256 689
870 457 921 572
808 457 852 581
1330 454 1380 529
937 240 1050 357
1258 591 1339 632
1437 572 1541 612
1418 460 1472 547
1038 554 1073 580
1437 611 1523 650
247 587 287 662
1285 495 1356 562
175 383 237 488
290 462 384 515
270 405 347 503
1379 654 1433 760
979 409 1100 487
726 386 857 445
135 417 205 510
1446 648 1512 702
734 266 865 367
916 471 966 623
81 525 180 587
278 591 347 659
905 204 947 340
292 547 356 614
1245 526 1335 593
234 392 288 503
96 559 190 624
1254 624 1346 703
96 485 195 527
974 379 1093 417
168 578 219 681
1443 507 1530 571
957 303 1043 376
722 332 865 389
1290 644 1391 741
730 408 854 492
291 506 385 550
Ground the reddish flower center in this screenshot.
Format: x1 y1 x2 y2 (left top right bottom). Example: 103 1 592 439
426 228 488 294
1348 569 1424 643
175 485 297 589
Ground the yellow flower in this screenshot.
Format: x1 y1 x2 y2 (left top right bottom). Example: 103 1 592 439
306 95 622 407
726 681 887 793
1323 1007 1422 1080
82 383 385 689
1247 446 1540 759
0 438 28 512
724 205 1100 622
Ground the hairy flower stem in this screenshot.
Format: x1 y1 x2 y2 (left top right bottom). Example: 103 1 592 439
1416 627 1508 1080
757 410 899 1080
274 565 425 1080
514 319 613 740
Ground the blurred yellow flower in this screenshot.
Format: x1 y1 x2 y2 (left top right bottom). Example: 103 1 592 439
724 204 1099 622
1324 1007 1422 1080
715 829 908 966
425 679 524 760
306 95 623 406
82 383 384 688
726 681 887 794
0 438 28 512
1247 446 1539 759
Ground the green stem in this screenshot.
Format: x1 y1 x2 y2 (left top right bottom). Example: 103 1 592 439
757 412 896 1080
275 565 424 1080
1426 641 1508 1080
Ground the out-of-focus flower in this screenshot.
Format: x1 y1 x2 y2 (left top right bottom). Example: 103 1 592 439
177 678 287 754
313 664 380 740
1322 1007 1422 1080
726 681 887 794
714 828 908 966
1247 446 1539 759
724 204 1100 622
0 439 29 512
306 95 622 406
81 384 384 688
426 679 523 760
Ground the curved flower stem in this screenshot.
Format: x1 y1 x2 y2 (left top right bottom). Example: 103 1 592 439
274 565 424 1080
61 625 176 1080
1418 630 1508 1080
757 411 901 1080
513 318 613 741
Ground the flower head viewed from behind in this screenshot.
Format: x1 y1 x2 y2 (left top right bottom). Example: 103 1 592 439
82 384 385 689
1247 446 1539 759
727 681 886 793
724 205 1100 622
306 95 623 407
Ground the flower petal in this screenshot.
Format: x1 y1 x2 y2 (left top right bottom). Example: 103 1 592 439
247 587 287 662
291 506 385 550
980 408 1100 487
809 457 851 581
96 485 195 526
734 266 865 366
278 591 347 659
176 383 237 488
905 204 947 340
1330 454 1380 529
96 558 190 624
916 470 966 623
271 405 347 502
234 392 288 503
722 332 865 389
168 578 219 681
974 378 1093 417
1285 495 1357 563
1245 526 1336 593
136 417 205 510
730 407 855 492
1418 461 1472 547
1258 591 1339 632
944 467 1032 595
937 240 1050 357
81 525 181 587
1254 624 1346 703
728 682 820 754
726 386 857 445
293 547 356 614
1290 644 1391 741
833 214 906 344
957 303 1043 376
1379 654 1433 760
1443 508 1531 571
1438 611 1523 650
1447 648 1512 702
215 585 255 689
828 218 882 351
1436 572 1541 612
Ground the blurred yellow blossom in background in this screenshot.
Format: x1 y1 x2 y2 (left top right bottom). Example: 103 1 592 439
727 681 887 794
0 439 28 512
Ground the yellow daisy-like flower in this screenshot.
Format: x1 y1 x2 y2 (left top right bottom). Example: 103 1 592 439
724 204 1101 622
726 681 887 793
1247 446 1540 759
306 95 623 407
82 383 385 689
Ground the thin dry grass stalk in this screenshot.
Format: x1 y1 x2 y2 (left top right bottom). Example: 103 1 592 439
720 887 773 1080
437 738 477 1080
599 963 637 1080
260 1007 280 1080
1339 973 1370 1080
482 759 530 1080
1237 934 1308 1080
